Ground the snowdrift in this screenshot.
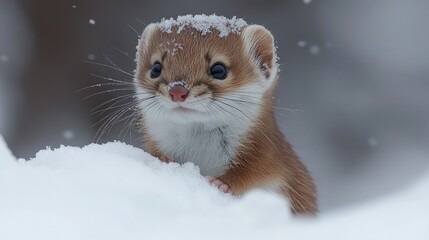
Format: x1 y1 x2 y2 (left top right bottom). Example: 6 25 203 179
0 135 428 240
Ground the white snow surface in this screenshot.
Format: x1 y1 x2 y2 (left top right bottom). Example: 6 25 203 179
157 14 248 37
0 134 428 240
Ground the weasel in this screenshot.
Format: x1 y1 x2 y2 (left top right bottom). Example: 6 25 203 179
134 14 317 215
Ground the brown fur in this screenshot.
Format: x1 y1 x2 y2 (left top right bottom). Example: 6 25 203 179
135 22 317 215
217 85 317 214
136 26 259 98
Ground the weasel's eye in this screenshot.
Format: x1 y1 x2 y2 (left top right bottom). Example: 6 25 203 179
150 62 162 78
209 63 227 80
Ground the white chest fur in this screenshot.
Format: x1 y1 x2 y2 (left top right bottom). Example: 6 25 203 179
145 120 248 176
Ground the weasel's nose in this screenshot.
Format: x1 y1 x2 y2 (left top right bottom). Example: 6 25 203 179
169 85 189 102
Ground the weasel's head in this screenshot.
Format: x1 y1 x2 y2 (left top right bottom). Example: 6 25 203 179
134 15 278 124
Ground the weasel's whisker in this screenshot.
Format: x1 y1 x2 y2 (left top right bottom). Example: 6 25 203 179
142 99 159 115
92 101 135 129
83 88 135 100
95 100 141 142
136 18 148 27
128 24 141 38
272 106 303 112
102 54 134 77
76 82 133 93
155 103 164 121
92 94 153 115
90 73 133 84
219 96 262 106
218 97 279 148
205 102 221 122
93 93 156 142
91 94 135 112
91 95 153 130
92 100 137 115
126 111 141 142
215 99 255 122
113 47 135 61
85 61 134 78
118 111 138 139
225 94 304 113
93 107 128 142
211 101 239 120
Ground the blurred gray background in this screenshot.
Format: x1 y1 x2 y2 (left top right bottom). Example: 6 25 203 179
1 0 428 212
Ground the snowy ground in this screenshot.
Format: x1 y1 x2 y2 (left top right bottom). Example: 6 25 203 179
0 135 428 240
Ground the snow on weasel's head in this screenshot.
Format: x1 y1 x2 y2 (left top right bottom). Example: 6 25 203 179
134 14 278 124
157 14 248 37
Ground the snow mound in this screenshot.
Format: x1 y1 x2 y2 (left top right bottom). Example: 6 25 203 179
0 135 290 240
0 134 428 240
0 135 15 164
157 14 248 37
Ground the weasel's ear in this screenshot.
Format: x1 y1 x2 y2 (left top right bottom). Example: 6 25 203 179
136 23 157 62
241 25 278 81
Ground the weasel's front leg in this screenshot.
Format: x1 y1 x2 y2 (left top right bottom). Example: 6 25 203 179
212 164 266 196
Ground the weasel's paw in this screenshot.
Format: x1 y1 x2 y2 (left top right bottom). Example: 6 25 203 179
159 156 174 163
207 176 232 194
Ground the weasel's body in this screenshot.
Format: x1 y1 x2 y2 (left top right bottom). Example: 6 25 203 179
134 15 317 214
145 120 243 176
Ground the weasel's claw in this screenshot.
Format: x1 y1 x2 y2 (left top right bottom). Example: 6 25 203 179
207 176 232 194
159 156 174 163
